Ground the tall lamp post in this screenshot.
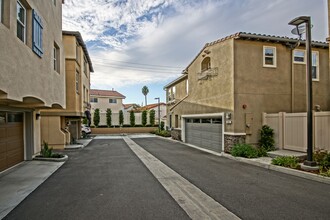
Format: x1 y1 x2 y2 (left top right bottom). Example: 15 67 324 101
288 16 317 168
155 97 161 131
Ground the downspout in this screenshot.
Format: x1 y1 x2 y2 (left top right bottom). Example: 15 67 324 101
291 49 295 113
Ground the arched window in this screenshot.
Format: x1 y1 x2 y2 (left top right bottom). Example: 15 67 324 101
201 57 211 71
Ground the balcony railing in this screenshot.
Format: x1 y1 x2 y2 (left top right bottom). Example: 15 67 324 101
197 67 218 80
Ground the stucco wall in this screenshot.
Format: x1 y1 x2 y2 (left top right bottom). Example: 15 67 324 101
0 0 65 108
233 40 329 144
167 39 234 128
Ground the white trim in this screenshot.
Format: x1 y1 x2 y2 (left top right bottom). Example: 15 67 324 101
293 49 306 64
181 112 225 152
312 51 319 81
223 132 246 136
263 46 277 68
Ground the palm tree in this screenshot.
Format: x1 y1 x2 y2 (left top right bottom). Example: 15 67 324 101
142 86 149 106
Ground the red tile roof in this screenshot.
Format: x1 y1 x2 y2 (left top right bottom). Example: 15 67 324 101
137 103 166 111
90 89 126 98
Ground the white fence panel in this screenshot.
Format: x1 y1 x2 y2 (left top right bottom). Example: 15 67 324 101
315 112 330 151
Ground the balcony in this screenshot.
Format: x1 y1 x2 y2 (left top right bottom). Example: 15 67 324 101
197 67 218 80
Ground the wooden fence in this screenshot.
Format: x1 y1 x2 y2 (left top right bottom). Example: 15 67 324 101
262 112 330 152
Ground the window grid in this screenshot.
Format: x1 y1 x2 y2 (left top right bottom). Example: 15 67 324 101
312 51 319 81
90 97 98 103
109 99 117 104
263 46 276 67
17 1 26 43
293 50 306 64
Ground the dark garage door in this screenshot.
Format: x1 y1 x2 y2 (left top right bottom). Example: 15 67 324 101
0 112 24 172
185 118 222 152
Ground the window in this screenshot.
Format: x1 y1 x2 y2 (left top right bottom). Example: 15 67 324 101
75 71 79 93
312 51 319 81
0 0 3 23
83 56 88 75
293 50 305 63
83 85 86 102
172 86 176 99
109 99 117 104
76 42 80 61
53 43 60 72
17 1 26 43
90 97 98 103
201 57 211 71
263 46 276 67
32 10 43 57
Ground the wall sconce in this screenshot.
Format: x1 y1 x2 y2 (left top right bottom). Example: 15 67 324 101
36 113 40 120
242 104 247 109
226 113 232 119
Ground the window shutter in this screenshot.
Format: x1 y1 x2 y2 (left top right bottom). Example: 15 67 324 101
32 10 43 57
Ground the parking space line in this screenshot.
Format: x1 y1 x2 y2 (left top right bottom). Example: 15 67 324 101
123 137 240 220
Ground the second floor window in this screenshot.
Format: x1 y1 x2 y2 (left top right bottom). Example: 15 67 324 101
293 50 305 63
53 43 60 72
263 46 276 67
90 97 98 103
76 71 79 93
32 10 43 57
83 56 88 75
17 1 26 43
109 99 117 104
312 51 319 80
201 57 211 71
0 0 3 24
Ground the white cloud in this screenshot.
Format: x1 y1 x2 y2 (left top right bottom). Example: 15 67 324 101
63 0 327 93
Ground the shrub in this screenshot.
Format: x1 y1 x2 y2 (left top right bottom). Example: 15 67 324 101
142 110 147 126
314 150 330 174
149 109 155 126
82 117 88 125
130 111 135 127
154 129 171 137
271 156 299 169
93 108 100 127
106 108 112 127
231 144 260 158
40 141 53 158
160 121 165 131
119 110 124 126
259 125 275 151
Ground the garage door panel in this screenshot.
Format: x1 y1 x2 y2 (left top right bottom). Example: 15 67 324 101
185 118 222 152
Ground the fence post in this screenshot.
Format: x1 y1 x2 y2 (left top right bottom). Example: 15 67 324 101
281 112 286 149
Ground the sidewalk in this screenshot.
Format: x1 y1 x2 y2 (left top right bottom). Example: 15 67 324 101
0 161 65 219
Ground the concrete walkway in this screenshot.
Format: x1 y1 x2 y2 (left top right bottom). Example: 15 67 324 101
0 161 65 219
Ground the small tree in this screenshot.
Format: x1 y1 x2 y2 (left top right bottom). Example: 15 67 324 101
93 108 100 127
82 117 88 125
106 108 112 127
259 125 275 151
142 86 149 106
142 110 147 126
149 109 155 126
130 111 135 127
119 110 124 126
160 121 165 130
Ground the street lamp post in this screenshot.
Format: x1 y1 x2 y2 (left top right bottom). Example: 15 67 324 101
288 16 317 168
155 97 161 131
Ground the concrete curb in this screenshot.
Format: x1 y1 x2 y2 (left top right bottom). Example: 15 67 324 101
33 155 68 162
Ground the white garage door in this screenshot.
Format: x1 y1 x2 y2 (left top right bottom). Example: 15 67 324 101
185 117 223 152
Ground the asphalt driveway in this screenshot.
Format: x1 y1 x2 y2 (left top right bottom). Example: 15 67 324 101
4 138 189 220
133 137 330 220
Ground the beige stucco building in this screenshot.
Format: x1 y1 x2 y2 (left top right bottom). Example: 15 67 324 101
90 89 126 114
165 32 329 153
40 31 94 148
0 0 65 171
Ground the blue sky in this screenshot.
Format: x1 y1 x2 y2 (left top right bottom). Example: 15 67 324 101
62 0 327 105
